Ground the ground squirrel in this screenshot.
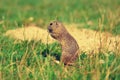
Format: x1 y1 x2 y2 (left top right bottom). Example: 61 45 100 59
48 21 79 65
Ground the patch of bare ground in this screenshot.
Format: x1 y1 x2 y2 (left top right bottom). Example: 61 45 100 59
5 24 120 53
5 25 55 43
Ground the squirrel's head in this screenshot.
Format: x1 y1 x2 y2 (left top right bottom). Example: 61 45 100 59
48 21 67 39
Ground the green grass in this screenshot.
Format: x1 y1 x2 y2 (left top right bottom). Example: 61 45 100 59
0 0 120 34
0 0 120 80
1 36 120 80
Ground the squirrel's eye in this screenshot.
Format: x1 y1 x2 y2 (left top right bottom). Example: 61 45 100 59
50 23 52 25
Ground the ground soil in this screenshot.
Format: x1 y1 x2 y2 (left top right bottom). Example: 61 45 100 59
5 24 120 53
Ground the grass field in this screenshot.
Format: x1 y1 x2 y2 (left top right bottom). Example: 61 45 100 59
0 0 120 80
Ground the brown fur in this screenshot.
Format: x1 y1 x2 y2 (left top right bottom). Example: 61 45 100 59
48 21 79 65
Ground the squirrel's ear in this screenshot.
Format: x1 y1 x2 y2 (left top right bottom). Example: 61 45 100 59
56 21 58 25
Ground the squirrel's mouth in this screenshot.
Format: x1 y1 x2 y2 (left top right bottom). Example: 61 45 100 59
48 28 53 33
48 26 53 33
48 29 53 33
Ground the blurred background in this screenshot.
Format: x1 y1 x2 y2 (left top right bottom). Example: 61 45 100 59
0 0 120 34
